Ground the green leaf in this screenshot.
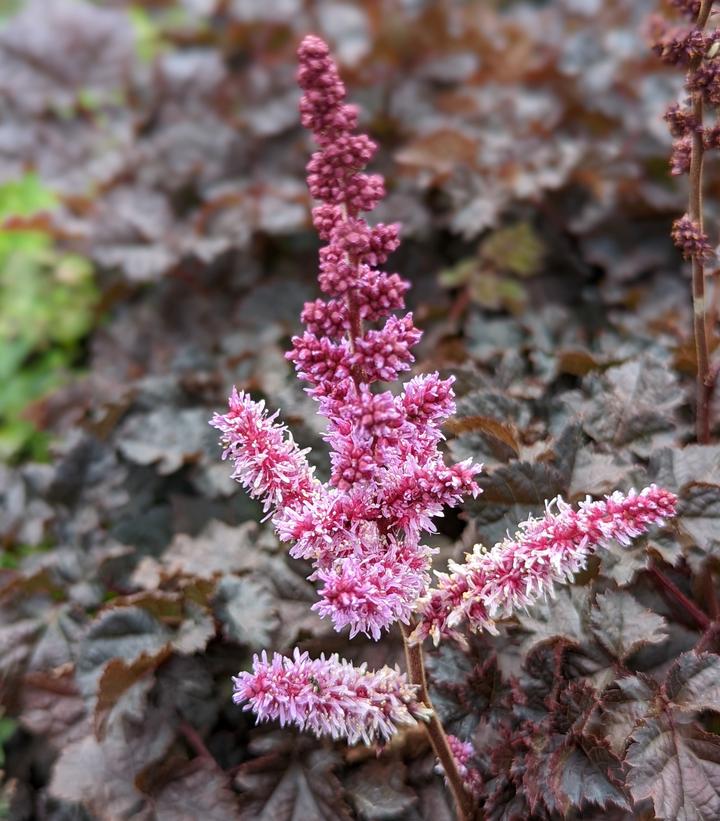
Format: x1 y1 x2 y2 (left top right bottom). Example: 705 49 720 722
0 173 56 220
0 713 17 768
128 6 166 63
468 271 527 313
481 221 545 278
0 173 98 459
438 258 474 289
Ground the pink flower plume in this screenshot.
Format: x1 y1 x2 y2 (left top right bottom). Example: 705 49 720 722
415 485 678 643
233 648 431 745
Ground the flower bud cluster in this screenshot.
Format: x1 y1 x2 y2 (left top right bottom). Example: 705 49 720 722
670 135 693 174
672 213 714 258
649 16 708 64
437 736 483 798
664 102 699 136
688 57 720 105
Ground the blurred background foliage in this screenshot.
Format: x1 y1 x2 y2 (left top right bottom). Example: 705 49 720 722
0 0 687 460
0 174 97 461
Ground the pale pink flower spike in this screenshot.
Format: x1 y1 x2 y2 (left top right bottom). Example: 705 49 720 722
211 35 678 751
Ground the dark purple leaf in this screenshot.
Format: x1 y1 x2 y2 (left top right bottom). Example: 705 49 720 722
626 716 720 821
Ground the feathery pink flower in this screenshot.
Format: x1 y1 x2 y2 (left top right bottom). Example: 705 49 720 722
209 388 317 517
213 35 681 770
275 484 375 565
312 533 434 639
233 648 432 745
415 485 677 643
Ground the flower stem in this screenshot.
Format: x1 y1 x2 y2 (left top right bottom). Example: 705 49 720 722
648 562 710 630
400 623 475 821
179 722 214 761
689 0 715 443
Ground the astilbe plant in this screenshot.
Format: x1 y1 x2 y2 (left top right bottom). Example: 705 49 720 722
651 0 720 442
211 35 679 819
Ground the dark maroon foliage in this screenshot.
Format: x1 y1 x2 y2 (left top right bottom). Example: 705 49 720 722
0 1 719 820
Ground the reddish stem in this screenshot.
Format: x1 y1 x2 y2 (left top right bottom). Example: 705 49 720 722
400 624 475 821
688 0 715 442
701 563 720 620
648 564 710 630
696 620 720 653
179 722 214 761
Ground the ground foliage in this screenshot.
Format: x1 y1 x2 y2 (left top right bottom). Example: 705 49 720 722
0 0 719 819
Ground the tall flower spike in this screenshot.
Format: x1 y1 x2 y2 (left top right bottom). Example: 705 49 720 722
212 36 680 811
652 0 717 443
213 34 482 649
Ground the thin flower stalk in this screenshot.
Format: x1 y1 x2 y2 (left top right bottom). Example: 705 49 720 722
652 0 718 441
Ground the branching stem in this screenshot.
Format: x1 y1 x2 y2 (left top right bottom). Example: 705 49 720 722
179 722 214 761
648 562 710 630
